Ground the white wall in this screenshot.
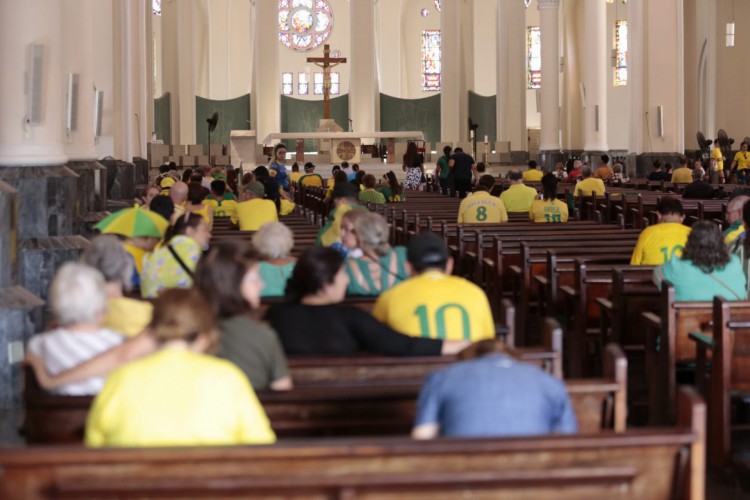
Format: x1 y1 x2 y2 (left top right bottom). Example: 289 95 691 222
473 0 496 96
93 0 115 158
606 0 629 150
526 1 541 128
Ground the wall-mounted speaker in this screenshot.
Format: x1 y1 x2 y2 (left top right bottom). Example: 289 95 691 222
26 44 44 125
579 83 587 109
93 89 104 138
535 89 541 113
65 73 79 132
595 105 600 132
657 105 664 138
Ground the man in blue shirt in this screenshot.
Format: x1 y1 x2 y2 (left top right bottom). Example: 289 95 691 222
412 340 577 439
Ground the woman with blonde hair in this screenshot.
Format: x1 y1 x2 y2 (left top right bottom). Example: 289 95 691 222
344 211 408 295
252 222 296 297
85 287 276 447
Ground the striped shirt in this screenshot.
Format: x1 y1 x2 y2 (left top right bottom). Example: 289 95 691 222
27 328 124 395
358 189 386 205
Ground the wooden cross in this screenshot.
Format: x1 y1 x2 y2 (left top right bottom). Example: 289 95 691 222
307 44 346 120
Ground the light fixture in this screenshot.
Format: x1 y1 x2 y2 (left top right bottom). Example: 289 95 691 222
727 0 736 47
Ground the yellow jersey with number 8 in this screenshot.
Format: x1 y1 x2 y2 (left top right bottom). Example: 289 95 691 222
457 191 508 223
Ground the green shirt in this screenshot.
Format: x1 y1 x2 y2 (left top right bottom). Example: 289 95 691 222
359 189 387 205
258 261 295 297
345 247 409 296
436 156 450 178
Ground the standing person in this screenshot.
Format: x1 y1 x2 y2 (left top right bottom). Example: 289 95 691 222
268 143 290 190
731 141 750 185
457 175 508 223
402 141 425 191
435 145 452 195
712 140 726 184
630 197 690 266
373 232 495 342
85 288 276 447
411 339 577 439
530 173 569 223
448 147 476 199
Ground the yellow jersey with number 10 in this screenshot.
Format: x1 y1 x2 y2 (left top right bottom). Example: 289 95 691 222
630 222 691 265
372 271 495 341
529 199 569 223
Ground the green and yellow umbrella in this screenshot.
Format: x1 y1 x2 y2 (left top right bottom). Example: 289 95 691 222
94 205 169 239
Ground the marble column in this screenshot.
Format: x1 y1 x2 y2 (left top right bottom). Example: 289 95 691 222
628 0 685 175
349 0 378 140
440 0 462 143
582 0 608 157
496 0 528 162
252 0 281 144
537 0 561 170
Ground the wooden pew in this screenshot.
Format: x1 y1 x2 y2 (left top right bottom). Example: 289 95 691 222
642 283 714 425
0 386 705 500
690 297 750 466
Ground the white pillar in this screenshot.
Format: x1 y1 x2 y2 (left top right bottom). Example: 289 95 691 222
252 0 280 144
0 0 67 166
582 0 608 153
113 0 152 160
538 0 560 152
61 0 97 161
350 0 378 137
629 0 684 156
496 0 527 153
441 0 461 142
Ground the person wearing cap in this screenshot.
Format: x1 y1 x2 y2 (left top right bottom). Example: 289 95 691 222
299 162 324 187
411 338 577 439
372 232 495 342
231 181 278 231
457 175 508 223
317 183 367 247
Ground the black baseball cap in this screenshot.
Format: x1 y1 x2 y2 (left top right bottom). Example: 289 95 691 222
408 232 449 270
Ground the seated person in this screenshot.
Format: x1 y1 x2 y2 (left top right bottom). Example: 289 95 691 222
289 162 303 184
26 263 124 395
85 288 276 447
457 174 508 223
298 162 324 187
654 221 746 301
185 182 214 230
377 171 405 202
573 166 606 197
373 232 495 342
529 173 569 223
324 169 348 202
252 222 296 297
522 160 543 182
647 160 670 182
206 180 238 217
681 168 714 199
670 156 693 184
499 169 537 212
80 235 153 337
317 183 366 247
593 155 613 181
344 212 408 296
231 181 278 231
412 339 577 439
630 197 690 266
266 247 470 357
358 174 387 205
141 214 212 298
329 209 365 259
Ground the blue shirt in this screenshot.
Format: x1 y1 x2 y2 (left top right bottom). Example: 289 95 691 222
269 161 289 189
415 353 577 437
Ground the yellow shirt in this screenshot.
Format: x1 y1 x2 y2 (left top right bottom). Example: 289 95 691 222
207 199 238 218
734 151 750 171
86 348 276 447
289 172 303 183
529 199 569 223
231 199 278 231
372 271 495 341
630 222 691 265
299 174 324 187
280 198 295 216
499 183 538 213
573 177 606 197
522 169 543 182
457 191 508 223
123 243 148 276
670 167 692 183
103 297 153 337
711 147 724 171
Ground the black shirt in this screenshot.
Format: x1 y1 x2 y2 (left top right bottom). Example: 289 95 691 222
266 304 443 357
647 171 670 181
681 181 714 199
450 152 475 180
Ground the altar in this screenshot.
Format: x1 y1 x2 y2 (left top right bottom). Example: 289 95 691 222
261 131 425 164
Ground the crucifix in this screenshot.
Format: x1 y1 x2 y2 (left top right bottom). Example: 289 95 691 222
307 44 346 120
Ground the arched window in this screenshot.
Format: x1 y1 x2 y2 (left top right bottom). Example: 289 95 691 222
278 0 334 52
614 20 628 86
422 30 441 92
527 26 541 89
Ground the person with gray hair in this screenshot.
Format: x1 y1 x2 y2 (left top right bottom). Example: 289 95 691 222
25 262 124 395
252 222 296 297
344 211 409 295
80 235 153 337
682 167 714 199
573 165 606 197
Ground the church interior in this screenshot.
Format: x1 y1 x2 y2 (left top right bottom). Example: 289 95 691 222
2 0 750 498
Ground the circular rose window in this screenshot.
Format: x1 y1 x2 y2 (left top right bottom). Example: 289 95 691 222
279 0 334 52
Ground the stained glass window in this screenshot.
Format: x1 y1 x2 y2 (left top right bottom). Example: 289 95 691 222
434 0 441 12
330 72 340 95
279 0 334 52
282 72 294 95
298 72 309 95
614 20 628 87
313 73 324 95
527 26 541 89
153 0 161 15
422 30 441 92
